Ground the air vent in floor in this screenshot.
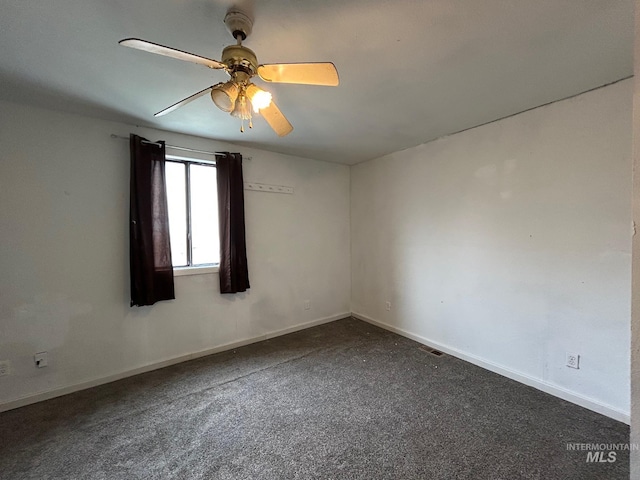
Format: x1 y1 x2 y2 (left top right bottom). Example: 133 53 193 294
419 345 444 357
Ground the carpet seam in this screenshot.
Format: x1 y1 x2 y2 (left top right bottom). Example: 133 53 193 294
82 345 342 430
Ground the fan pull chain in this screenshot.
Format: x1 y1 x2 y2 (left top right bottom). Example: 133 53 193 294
239 116 253 133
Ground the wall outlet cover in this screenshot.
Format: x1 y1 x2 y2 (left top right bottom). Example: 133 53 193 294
566 353 580 369
34 352 48 368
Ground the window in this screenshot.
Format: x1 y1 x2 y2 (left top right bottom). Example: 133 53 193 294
165 157 219 275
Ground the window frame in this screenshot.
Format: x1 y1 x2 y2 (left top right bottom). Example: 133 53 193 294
165 154 220 276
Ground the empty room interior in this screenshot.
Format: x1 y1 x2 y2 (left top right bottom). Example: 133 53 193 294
2 1 640 479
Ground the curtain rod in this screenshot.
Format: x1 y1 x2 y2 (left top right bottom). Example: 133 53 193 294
110 134 223 157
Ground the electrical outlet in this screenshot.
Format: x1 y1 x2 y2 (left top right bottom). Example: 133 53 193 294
566 352 580 369
34 352 48 368
304 300 311 310
0 360 10 377
385 301 391 311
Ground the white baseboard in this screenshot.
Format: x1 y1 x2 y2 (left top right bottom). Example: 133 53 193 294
0 312 350 413
3 310 629 424
352 312 630 424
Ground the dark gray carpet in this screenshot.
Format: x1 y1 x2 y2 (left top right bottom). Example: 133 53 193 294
0 317 629 479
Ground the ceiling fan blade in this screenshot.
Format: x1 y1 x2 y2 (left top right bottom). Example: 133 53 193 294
260 100 293 137
119 38 226 70
257 63 339 86
154 86 213 117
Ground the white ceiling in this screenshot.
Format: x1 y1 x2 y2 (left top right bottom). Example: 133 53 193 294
0 0 633 165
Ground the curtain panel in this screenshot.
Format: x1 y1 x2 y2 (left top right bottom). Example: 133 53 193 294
216 152 250 294
129 134 175 306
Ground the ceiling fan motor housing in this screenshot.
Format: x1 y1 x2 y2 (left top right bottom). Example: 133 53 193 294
222 45 258 76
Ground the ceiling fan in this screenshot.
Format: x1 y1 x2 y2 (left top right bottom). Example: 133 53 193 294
119 8 339 137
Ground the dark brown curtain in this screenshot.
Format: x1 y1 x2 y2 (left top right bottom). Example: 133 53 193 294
129 134 175 306
216 152 250 293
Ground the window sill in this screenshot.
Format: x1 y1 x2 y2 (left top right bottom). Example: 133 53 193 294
173 265 219 277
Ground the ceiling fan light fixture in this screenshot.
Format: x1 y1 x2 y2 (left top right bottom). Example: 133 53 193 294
231 94 252 120
210 81 238 112
231 93 253 132
246 84 272 113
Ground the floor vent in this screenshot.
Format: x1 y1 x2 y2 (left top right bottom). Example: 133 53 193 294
419 345 444 357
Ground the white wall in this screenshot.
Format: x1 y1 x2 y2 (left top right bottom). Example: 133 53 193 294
351 79 632 421
0 100 351 408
